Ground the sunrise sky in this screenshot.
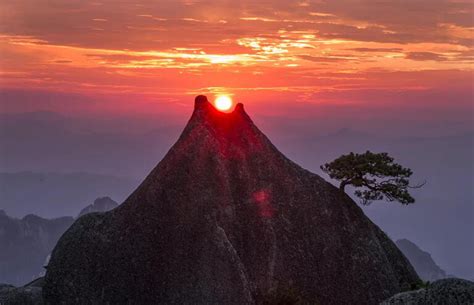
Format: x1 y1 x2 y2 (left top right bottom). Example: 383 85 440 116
0 1 473 279
0 0 473 134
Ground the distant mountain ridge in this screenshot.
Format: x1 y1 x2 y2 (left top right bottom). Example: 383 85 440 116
77 197 119 217
0 211 74 286
0 197 118 286
1 110 472 282
396 239 448 282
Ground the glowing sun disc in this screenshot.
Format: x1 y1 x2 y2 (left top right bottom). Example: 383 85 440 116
214 95 233 111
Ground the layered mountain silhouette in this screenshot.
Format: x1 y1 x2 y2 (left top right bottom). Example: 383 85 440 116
77 196 119 218
0 210 74 286
396 239 448 282
44 96 419 304
0 197 118 286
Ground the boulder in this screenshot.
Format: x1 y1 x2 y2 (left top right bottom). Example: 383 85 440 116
44 96 419 305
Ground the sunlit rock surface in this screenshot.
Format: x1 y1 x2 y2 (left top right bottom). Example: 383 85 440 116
381 278 474 305
44 96 419 305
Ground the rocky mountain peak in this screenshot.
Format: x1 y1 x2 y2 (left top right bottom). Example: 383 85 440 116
179 95 266 159
44 96 419 305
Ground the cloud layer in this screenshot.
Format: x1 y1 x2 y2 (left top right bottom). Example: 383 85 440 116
0 0 472 116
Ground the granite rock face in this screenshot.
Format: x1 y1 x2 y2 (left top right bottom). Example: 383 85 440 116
380 278 474 305
77 196 119 218
396 239 447 282
44 96 419 305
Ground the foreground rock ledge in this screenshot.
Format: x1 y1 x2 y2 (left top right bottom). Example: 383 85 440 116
44 96 419 305
381 278 474 305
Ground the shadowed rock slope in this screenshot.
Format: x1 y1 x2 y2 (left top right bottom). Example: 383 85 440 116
44 96 419 305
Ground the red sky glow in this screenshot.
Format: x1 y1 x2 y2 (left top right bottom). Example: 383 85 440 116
0 0 472 133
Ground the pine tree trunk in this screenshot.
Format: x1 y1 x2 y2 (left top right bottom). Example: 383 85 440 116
339 181 348 191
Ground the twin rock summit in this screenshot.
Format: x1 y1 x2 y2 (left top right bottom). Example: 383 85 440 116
44 96 419 304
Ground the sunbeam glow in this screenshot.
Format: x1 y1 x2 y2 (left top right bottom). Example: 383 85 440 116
214 95 233 112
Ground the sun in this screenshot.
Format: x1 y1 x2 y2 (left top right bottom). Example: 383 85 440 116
214 95 233 112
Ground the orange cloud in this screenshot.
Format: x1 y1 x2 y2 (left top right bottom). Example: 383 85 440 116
0 0 472 107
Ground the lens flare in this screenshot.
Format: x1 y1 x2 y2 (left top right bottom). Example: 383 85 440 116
214 95 233 112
